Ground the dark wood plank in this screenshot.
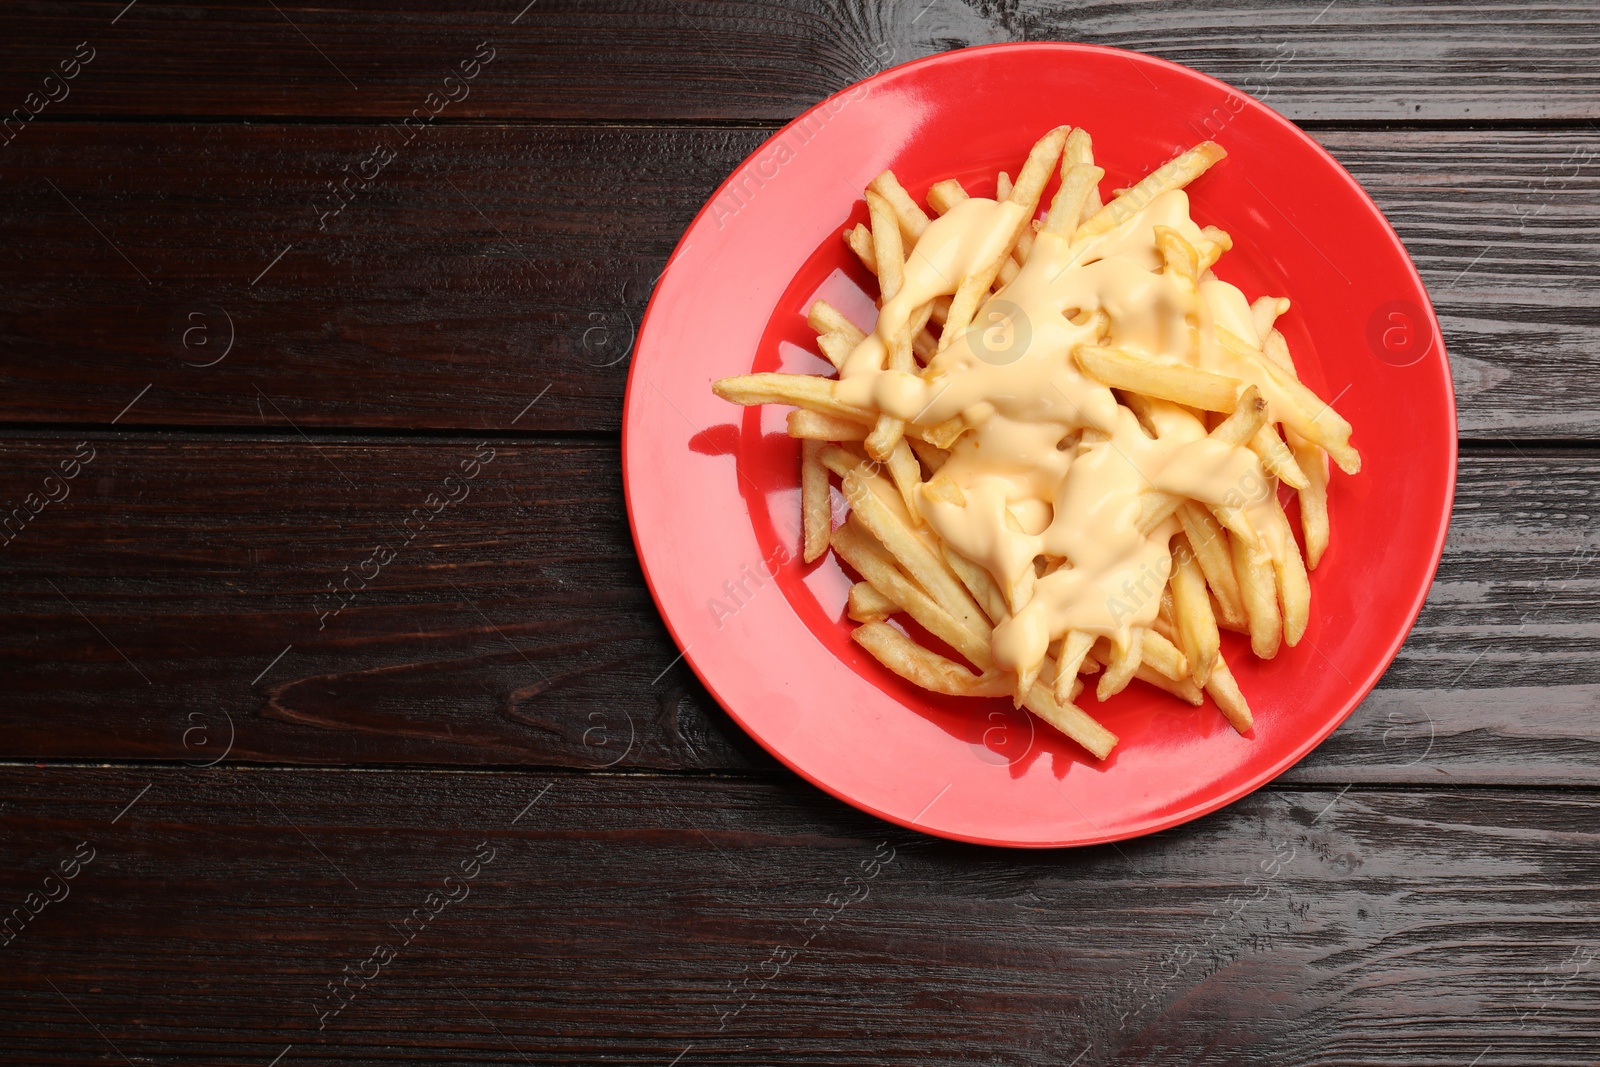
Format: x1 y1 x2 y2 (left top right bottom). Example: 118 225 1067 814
2 436 1596 784
1 1 1598 122
1 124 1596 436
1 767 1597 1065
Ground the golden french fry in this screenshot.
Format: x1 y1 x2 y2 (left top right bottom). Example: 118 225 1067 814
868 170 930 243
1139 628 1190 681
1138 490 1183 536
1170 534 1220 685
852 621 1012 697
927 179 969 216
920 416 966 450
884 437 924 525
995 170 1012 200
908 437 949 475
1097 630 1143 701
840 468 989 635
714 373 874 423
847 582 896 624
1154 224 1200 282
831 521 991 669
845 222 876 273
1208 385 1267 445
1023 664 1118 759
1054 630 1094 705
1233 530 1282 660
1064 128 1102 214
1260 327 1331 568
1269 495 1311 647
865 189 905 301
807 300 865 344
865 416 906 463
1262 326 1296 376
787 408 869 441
1077 141 1227 239
816 329 857 370
941 543 1009 624
1251 423 1309 489
1250 296 1289 343
1295 439 1330 569
1205 654 1253 733
1136 664 1204 705
1215 327 1359 474
1044 164 1104 236
1178 502 1247 630
940 127 1067 351
1075 346 1244 413
801 439 830 563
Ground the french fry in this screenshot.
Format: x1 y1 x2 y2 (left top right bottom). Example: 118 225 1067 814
908 437 949 475
865 190 905 301
1215 327 1359 473
801 439 830 563
868 170 930 243
1170 533 1221 685
1251 423 1310 490
1233 530 1282 660
1022 677 1118 761
1136 663 1204 705
845 222 877 273
1178 502 1247 631
714 373 874 423
841 468 989 635
1097 630 1143 701
1208 385 1267 445
1269 495 1311 647
831 521 991 670
1250 296 1289 344
927 179 969 216
1077 141 1227 239
1262 327 1330 567
807 300 865 344
940 127 1067 351
1295 438 1330 569
884 437 924 525
1075 345 1244 413
847 582 896 624
1205 653 1253 733
995 170 1013 200
816 329 856 371
942 543 1009 624
1044 164 1105 236
787 409 869 441
1154 224 1200 282
1054 630 1094 705
1139 628 1191 681
852 621 1012 697
1064 127 1103 215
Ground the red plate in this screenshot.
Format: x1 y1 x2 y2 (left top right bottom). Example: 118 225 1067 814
622 43 1456 848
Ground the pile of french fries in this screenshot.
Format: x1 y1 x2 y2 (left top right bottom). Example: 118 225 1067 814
712 126 1359 760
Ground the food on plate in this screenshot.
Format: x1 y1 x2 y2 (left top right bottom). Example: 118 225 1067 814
713 125 1359 759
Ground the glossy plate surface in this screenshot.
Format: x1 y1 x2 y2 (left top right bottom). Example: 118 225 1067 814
622 43 1456 848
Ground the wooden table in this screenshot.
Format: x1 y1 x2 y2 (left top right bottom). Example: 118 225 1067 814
2 3 1597 1063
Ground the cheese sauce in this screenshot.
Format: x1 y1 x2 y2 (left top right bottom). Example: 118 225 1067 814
834 189 1292 678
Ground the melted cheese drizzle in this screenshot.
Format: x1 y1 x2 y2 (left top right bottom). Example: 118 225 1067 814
834 190 1294 677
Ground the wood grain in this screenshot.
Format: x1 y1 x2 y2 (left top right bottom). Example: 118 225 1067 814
1 1 1597 122
1 124 1597 435
0 768 1597 1066
0 436 1594 784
